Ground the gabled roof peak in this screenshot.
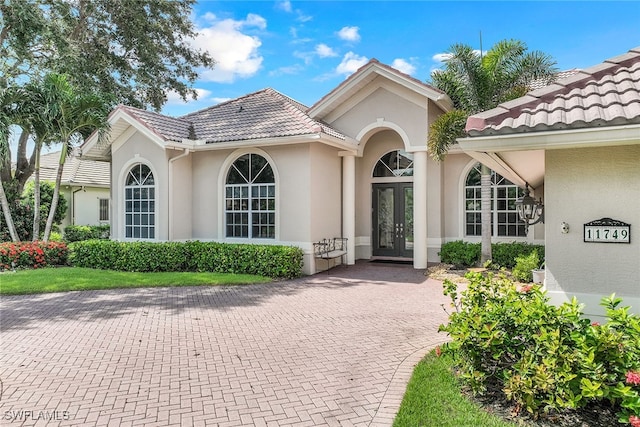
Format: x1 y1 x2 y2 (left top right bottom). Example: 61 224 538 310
309 58 451 119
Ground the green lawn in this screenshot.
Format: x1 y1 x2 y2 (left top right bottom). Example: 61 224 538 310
0 267 271 295
394 350 519 427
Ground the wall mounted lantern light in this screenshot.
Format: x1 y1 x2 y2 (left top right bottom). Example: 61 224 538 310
516 183 544 233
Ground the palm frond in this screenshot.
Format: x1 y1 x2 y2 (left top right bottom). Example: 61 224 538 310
427 109 469 162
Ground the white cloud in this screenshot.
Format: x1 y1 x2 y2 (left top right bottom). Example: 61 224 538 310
191 14 266 83
336 52 368 76
337 26 360 42
315 43 338 58
391 58 417 76
269 64 305 77
165 88 213 105
276 0 292 12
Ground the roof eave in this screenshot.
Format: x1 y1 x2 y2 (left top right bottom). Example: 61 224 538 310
165 132 357 152
458 124 640 153
81 108 167 160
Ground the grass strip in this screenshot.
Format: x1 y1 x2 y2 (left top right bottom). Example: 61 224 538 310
0 267 271 295
394 350 518 427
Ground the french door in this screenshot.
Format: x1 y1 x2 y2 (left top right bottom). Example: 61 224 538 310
372 183 413 258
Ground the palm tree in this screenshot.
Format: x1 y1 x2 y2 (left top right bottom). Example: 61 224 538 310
0 87 19 242
41 74 110 242
428 40 556 263
9 79 58 241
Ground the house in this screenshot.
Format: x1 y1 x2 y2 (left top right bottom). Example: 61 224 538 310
38 149 111 230
82 59 544 274
460 46 640 317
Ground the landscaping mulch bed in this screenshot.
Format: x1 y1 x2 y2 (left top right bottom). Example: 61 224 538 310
469 385 620 427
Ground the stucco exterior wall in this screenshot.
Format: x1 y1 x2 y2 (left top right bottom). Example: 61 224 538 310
329 85 427 151
71 187 110 226
111 133 168 240
545 145 640 317
309 143 342 241
169 150 192 240
191 149 228 239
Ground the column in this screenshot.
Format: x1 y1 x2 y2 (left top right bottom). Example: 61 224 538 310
342 153 356 264
413 150 428 268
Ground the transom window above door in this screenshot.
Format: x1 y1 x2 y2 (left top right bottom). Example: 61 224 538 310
373 150 414 177
225 153 275 239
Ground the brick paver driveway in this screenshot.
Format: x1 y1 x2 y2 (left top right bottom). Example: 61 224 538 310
0 262 450 426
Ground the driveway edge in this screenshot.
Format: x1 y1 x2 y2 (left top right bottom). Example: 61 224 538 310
369 339 450 426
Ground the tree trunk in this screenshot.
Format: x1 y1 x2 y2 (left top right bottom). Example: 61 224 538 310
480 163 492 264
43 146 66 242
0 176 19 242
32 143 42 241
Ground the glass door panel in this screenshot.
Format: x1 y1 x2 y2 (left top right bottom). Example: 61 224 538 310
372 183 414 258
376 187 395 251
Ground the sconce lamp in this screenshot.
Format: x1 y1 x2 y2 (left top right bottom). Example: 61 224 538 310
516 183 544 233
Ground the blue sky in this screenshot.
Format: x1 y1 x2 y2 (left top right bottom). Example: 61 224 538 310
162 0 640 116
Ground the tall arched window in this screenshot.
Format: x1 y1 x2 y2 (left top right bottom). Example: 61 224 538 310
465 163 526 237
225 153 275 239
373 150 414 177
124 164 155 239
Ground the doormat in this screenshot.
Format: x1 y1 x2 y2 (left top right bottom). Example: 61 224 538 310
369 259 413 265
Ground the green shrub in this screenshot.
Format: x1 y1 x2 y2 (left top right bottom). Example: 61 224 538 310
69 240 304 279
439 240 480 267
64 224 110 242
439 241 544 270
511 250 540 282
0 241 69 270
491 242 544 269
439 273 640 423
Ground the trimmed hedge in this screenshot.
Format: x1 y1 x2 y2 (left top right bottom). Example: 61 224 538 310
64 225 110 242
439 240 544 269
68 240 304 279
0 241 69 270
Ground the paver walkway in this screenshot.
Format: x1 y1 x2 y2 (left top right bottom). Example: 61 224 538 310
0 262 450 426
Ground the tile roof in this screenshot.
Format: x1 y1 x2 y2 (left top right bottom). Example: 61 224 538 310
38 149 110 187
466 46 640 136
117 88 346 144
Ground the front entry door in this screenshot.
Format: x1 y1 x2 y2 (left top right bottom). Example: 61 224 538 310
372 183 413 258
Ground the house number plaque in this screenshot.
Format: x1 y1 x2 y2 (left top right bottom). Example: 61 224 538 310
584 218 630 243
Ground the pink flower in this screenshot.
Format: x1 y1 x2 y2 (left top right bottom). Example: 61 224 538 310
591 322 600 327
626 371 640 386
629 415 640 427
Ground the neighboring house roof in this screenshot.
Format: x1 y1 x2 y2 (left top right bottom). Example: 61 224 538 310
114 88 346 144
528 69 580 91
466 46 640 136
38 149 110 187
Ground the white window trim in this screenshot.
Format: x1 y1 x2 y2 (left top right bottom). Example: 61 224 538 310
217 148 280 241
118 157 158 241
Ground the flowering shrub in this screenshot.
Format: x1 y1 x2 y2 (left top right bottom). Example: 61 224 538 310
0 241 69 270
439 272 640 424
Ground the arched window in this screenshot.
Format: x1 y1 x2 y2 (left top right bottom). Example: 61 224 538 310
465 163 526 237
225 153 275 239
373 150 414 177
124 164 155 239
